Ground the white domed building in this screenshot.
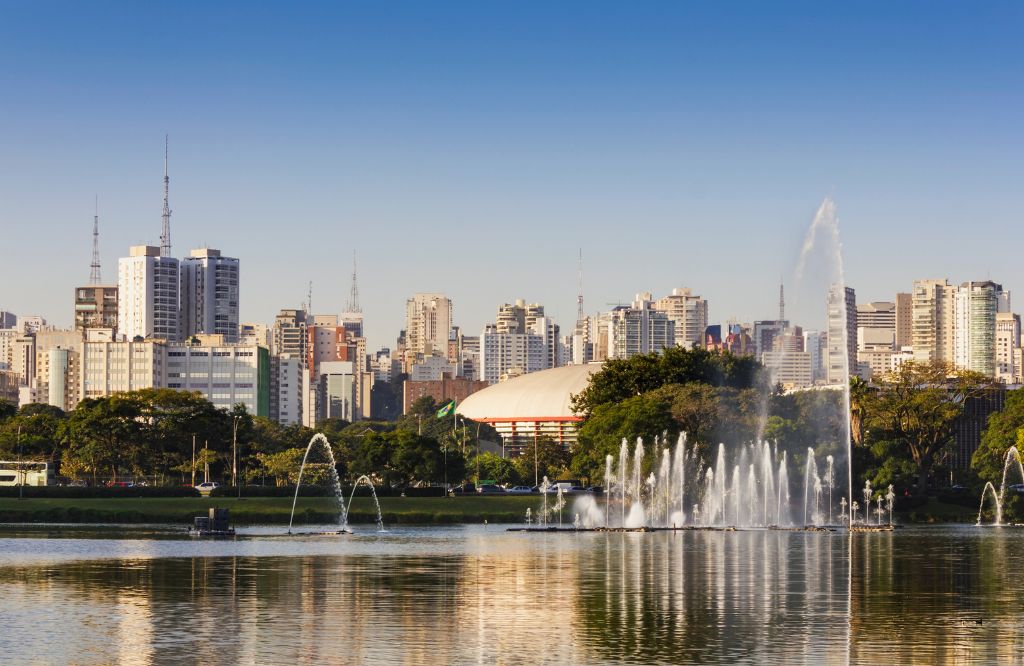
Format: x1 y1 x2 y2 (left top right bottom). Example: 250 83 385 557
456 364 601 455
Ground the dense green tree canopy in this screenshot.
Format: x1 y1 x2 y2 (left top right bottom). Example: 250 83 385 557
973 388 1024 484
861 360 994 493
571 347 764 418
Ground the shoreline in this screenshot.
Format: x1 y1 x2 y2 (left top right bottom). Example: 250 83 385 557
0 495 980 526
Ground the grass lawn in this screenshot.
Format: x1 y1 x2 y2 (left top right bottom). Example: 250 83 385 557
0 494 546 525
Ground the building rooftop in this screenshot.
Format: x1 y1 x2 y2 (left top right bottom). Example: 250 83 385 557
457 364 601 421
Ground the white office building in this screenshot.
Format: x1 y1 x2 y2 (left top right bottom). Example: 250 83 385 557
118 246 180 341
180 248 240 342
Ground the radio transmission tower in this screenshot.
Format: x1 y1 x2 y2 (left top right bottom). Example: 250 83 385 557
576 248 585 323
90 196 102 284
346 251 361 313
160 135 172 256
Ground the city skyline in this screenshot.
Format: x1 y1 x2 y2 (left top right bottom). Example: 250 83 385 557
2 3 1022 350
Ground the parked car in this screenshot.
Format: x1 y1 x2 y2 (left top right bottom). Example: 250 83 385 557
195 481 220 496
449 482 476 496
506 486 535 495
586 486 604 494
1008 483 1024 495
477 484 507 494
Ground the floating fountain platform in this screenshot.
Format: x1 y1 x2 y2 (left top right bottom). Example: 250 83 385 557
849 525 896 532
189 508 236 538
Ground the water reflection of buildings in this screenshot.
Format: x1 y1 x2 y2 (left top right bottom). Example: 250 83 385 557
3 530 1024 663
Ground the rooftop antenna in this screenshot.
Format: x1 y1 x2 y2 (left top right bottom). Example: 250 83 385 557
305 281 313 317
576 248 585 323
89 196 102 284
779 278 785 322
160 135 172 256
347 251 361 313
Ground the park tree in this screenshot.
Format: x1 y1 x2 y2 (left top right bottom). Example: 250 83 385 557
973 388 1024 484
471 451 522 485
62 394 146 482
0 403 67 460
514 436 570 486
863 360 994 494
571 393 673 484
571 346 763 418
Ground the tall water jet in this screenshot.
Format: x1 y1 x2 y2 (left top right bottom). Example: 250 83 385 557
825 455 835 525
288 433 344 534
604 454 614 528
795 197 853 525
803 448 820 526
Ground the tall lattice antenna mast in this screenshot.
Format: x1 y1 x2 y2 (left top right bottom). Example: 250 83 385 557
779 279 785 322
306 281 313 317
90 196 102 284
576 248 585 322
160 135 172 256
347 251 361 313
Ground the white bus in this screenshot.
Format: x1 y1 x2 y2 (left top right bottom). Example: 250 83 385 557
0 461 55 486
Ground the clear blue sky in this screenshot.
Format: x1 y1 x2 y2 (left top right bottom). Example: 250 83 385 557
1 2 1021 349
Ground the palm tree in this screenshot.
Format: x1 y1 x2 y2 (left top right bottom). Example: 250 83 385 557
848 375 870 446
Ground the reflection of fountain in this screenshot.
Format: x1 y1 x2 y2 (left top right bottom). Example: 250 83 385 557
977 446 1024 526
287 434 384 534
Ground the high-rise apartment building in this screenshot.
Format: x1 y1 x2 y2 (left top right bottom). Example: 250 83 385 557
995 312 1020 383
480 323 548 384
271 309 308 359
404 293 452 370
270 353 302 425
953 281 1005 377
895 292 913 348
118 245 180 341
827 285 857 384
608 293 675 360
74 285 119 333
180 248 240 342
856 301 896 351
239 323 270 348
495 300 545 334
912 279 956 364
654 288 708 349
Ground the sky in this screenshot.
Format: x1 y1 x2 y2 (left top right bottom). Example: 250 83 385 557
1 2 1022 350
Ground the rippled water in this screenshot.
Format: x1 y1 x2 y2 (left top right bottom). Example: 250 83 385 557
1 524 1022 664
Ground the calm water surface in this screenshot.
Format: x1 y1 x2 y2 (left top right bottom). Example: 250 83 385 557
1 523 1022 665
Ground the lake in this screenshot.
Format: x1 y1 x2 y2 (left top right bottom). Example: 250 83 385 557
1 523 1021 664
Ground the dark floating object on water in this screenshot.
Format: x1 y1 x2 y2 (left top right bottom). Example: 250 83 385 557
190 508 236 537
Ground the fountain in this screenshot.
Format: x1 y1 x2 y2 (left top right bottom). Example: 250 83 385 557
509 198 860 535
287 433 384 534
977 445 1024 526
540 433 845 531
344 475 385 532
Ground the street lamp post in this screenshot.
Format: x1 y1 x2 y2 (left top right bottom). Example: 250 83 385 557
16 424 23 501
232 416 240 498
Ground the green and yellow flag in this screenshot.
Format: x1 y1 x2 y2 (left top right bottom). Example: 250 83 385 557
435 399 455 419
